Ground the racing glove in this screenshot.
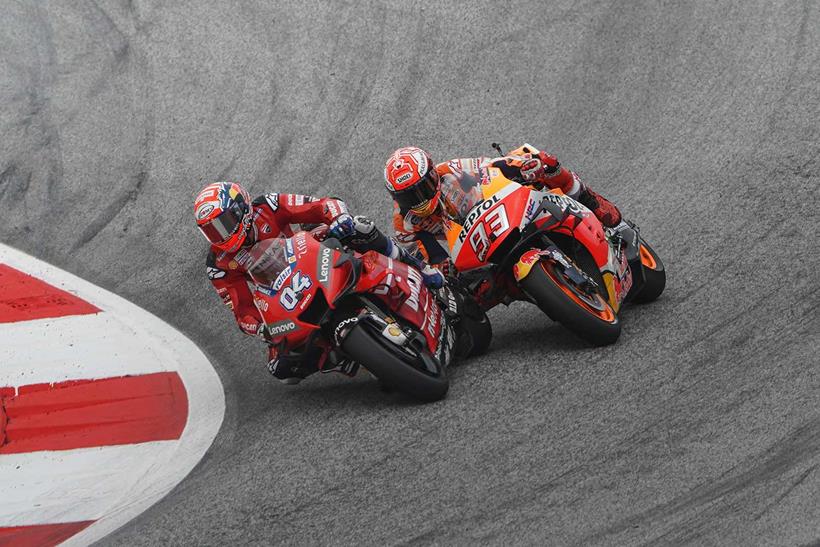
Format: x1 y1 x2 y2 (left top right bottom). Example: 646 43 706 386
328 213 356 240
394 244 445 289
520 151 561 185
267 345 314 384
256 323 272 342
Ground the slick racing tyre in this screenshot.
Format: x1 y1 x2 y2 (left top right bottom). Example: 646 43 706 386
339 318 449 402
456 298 492 358
460 310 492 357
520 257 621 346
632 240 666 304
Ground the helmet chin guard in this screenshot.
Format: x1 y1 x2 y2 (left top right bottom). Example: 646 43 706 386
384 147 441 214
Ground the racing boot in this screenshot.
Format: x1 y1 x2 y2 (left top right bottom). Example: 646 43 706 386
320 352 360 377
266 345 318 384
575 185 622 227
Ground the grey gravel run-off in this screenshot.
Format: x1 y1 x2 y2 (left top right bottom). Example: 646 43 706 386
1 1 819 545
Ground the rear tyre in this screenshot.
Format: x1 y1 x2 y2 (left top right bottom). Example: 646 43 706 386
520 258 621 346
632 241 666 304
339 319 449 402
458 309 492 357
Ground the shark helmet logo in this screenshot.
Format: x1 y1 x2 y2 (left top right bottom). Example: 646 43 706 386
196 203 215 220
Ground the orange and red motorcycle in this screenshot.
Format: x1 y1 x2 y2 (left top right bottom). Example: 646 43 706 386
445 167 665 345
246 228 489 401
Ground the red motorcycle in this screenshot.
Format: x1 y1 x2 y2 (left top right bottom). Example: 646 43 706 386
246 228 490 401
445 166 666 346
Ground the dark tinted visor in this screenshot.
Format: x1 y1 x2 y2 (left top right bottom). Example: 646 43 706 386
198 202 244 244
390 170 440 212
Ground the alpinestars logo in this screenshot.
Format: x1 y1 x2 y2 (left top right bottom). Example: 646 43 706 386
265 193 279 211
207 266 226 280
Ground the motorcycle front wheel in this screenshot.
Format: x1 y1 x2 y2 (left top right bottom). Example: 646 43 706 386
519 257 621 346
338 318 449 402
632 240 666 304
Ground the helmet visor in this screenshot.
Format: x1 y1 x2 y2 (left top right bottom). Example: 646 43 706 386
391 170 440 213
198 202 245 245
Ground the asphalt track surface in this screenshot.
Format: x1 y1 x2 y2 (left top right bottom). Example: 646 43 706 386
2 1 819 545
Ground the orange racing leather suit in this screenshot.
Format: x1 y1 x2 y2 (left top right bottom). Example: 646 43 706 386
391 144 621 266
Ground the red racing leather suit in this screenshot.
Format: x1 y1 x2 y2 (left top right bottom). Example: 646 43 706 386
206 192 347 337
392 144 621 266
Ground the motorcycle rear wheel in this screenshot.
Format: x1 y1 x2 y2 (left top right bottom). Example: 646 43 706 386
339 319 449 402
458 309 492 357
632 240 666 304
520 258 621 346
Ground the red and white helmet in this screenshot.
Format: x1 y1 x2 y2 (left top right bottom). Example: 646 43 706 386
194 182 253 252
384 146 441 217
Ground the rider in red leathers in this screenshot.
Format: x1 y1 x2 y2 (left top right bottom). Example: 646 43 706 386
384 144 625 305
194 181 443 384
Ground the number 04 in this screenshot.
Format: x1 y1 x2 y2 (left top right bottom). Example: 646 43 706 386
280 271 312 311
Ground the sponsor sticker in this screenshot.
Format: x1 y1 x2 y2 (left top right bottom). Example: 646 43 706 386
253 296 269 312
234 249 253 267
272 266 293 292
294 233 308 258
196 202 215 220
458 194 500 243
317 246 333 287
333 316 359 343
207 266 226 280
268 320 298 336
265 193 279 211
396 172 412 184
405 267 423 312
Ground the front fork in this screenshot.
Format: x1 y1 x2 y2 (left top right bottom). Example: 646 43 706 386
512 246 599 293
607 221 645 303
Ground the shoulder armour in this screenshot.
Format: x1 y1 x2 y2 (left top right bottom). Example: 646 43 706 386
253 193 279 211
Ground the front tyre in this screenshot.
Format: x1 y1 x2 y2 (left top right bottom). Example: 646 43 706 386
340 320 449 402
520 258 621 346
632 240 666 304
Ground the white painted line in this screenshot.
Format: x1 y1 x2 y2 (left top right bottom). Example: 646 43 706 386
1 313 170 388
0 442 184 527
0 243 226 546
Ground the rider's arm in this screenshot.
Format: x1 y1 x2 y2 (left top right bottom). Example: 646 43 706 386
273 193 348 225
392 214 450 266
207 251 263 336
486 147 581 197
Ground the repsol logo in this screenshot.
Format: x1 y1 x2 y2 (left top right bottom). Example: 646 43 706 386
458 195 500 243
318 247 332 284
546 193 583 215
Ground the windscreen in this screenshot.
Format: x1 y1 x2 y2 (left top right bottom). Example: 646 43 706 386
446 173 484 223
247 238 292 288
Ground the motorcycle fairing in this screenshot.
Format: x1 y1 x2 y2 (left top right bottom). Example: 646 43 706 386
446 169 634 310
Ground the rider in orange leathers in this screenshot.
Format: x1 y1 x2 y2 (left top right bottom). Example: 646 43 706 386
384 144 625 305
